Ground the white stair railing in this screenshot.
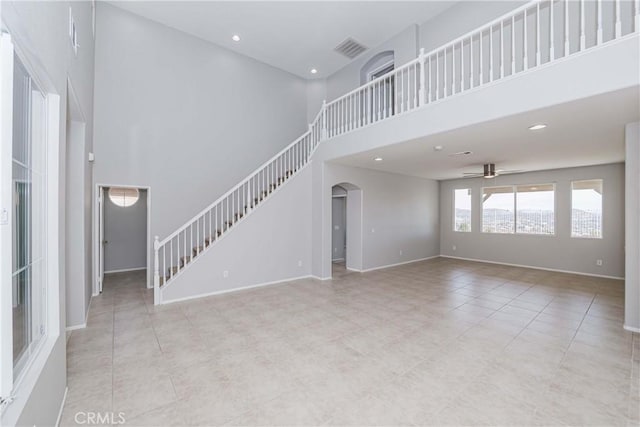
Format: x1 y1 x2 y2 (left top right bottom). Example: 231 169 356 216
324 0 639 136
154 108 325 297
154 0 638 302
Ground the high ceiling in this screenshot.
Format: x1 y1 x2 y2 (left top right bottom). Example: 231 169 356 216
108 1 455 79
331 87 639 181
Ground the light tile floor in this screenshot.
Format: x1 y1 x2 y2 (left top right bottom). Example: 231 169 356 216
61 259 639 426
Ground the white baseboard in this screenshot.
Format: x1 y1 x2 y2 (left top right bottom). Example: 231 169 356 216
361 255 440 273
440 255 624 280
311 275 332 281
332 258 345 262
104 267 147 274
161 274 313 304
65 323 86 331
624 324 640 333
65 294 93 331
55 387 68 427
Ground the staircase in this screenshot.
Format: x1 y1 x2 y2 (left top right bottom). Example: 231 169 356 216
154 0 639 304
153 118 324 298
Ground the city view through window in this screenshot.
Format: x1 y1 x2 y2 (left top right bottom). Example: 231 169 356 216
572 180 603 238
454 181 603 237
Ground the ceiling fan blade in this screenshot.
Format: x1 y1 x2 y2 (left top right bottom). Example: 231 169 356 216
496 169 524 174
462 172 483 175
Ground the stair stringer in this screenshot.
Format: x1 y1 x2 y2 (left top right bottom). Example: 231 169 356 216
159 165 313 304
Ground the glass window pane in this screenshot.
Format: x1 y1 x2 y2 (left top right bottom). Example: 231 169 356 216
12 163 32 272
12 53 30 167
572 179 603 238
516 184 555 235
482 186 514 233
12 266 31 377
453 189 472 232
10 54 47 381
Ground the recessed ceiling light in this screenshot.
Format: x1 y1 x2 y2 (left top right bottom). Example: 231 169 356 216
528 124 547 130
310 68 318 74
434 145 444 151
374 157 383 162
232 35 240 42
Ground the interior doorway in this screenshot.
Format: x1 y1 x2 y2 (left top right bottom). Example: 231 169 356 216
331 183 363 277
94 184 151 294
332 186 347 276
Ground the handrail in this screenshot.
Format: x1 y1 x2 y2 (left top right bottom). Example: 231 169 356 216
325 0 527 108
326 56 421 108
155 0 639 302
159 128 316 246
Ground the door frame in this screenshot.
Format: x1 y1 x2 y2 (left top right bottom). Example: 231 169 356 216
93 183 152 295
331 193 347 262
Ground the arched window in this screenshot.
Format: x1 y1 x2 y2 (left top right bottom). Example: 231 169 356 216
108 187 140 207
360 50 395 84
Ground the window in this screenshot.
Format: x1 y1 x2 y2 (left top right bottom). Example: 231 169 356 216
572 179 603 238
1 34 59 402
453 189 472 232
516 184 555 235
108 187 140 207
482 184 556 235
9 54 48 381
482 186 515 233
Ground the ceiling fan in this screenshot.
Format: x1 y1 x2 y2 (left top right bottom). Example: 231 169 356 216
463 163 522 178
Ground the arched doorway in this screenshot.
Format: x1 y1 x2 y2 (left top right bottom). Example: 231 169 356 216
331 183 363 277
360 50 395 85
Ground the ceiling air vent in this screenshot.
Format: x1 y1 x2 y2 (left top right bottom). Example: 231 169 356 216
334 38 367 59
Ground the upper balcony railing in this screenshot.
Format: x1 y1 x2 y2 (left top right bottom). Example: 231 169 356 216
323 0 639 137
154 0 638 302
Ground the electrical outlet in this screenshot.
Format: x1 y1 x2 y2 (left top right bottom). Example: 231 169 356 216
298 260 302 267
223 270 229 278
371 228 375 233
596 259 603 266
399 250 403 256
452 245 457 251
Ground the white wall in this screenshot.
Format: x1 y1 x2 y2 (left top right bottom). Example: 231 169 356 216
307 79 327 124
104 189 147 273
161 166 313 303
313 162 440 278
625 122 640 331
1 0 95 425
440 163 625 278
93 3 309 257
325 25 418 101
65 118 92 329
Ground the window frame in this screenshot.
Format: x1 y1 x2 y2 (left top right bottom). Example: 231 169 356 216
570 179 604 240
453 188 472 233
481 185 516 234
515 183 557 236
481 183 556 237
0 32 61 414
